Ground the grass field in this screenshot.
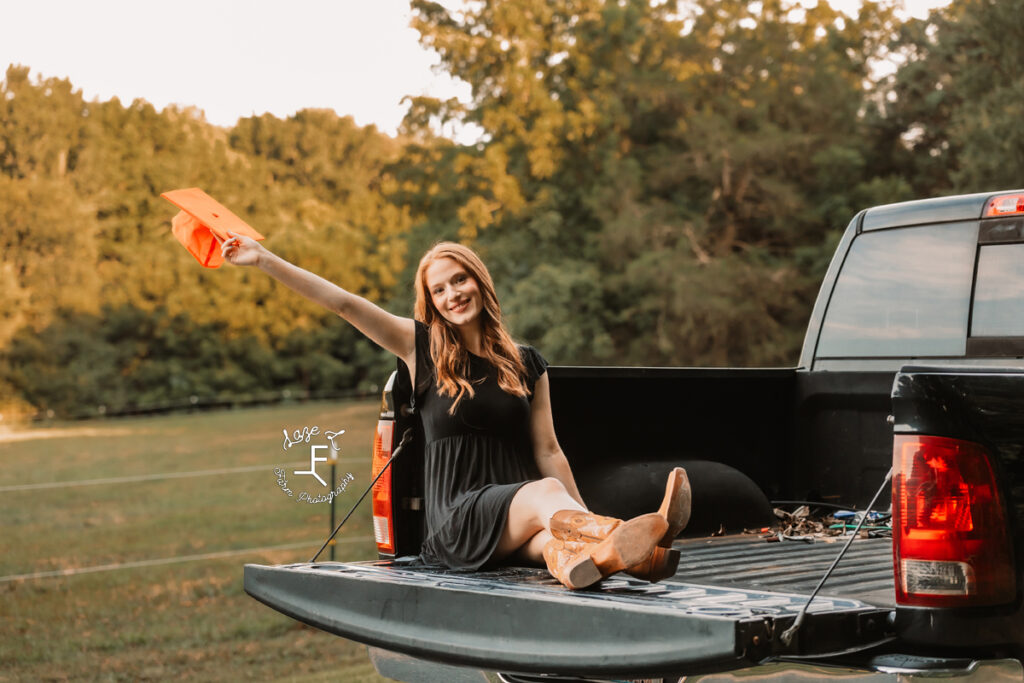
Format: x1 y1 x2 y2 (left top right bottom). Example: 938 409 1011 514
0 400 392 682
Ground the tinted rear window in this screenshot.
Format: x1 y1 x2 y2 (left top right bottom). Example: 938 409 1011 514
817 222 978 357
972 243 1024 336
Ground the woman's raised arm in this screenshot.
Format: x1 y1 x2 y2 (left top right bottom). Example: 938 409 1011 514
221 231 416 369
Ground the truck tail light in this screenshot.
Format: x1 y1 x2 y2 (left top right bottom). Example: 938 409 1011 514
984 193 1024 217
371 420 396 555
893 435 1015 607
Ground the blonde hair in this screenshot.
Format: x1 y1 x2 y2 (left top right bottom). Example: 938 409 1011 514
414 242 528 413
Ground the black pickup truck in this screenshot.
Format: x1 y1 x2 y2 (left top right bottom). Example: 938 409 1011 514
245 190 1024 681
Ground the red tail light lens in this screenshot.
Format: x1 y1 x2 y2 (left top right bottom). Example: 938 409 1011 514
893 435 1015 607
371 420 395 555
984 193 1024 217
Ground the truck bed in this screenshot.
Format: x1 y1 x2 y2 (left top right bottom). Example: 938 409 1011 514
672 533 894 607
395 533 895 608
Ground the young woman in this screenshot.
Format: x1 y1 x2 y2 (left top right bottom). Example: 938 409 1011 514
221 233 690 589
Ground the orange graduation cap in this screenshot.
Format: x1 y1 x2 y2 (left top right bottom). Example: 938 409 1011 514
160 188 265 268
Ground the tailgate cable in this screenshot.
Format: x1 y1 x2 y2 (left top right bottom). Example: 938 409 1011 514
310 427 414 562
779 467 893 647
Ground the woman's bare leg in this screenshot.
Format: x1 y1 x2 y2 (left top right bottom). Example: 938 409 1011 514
493 477 586 562
511 529 553 565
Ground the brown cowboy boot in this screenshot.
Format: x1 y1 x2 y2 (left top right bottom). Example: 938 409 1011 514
550 468 692 546
549 468 692 582
549 509 680 582
543 513 667 590
626 467 691 581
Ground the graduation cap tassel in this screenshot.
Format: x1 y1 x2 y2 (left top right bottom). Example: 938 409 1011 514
310 428 414 563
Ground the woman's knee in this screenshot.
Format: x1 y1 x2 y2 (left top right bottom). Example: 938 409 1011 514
510 478 566 522
512 478 561 511
532 477 566 497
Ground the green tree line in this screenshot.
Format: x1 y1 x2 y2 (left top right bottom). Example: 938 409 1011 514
1 0 1021 421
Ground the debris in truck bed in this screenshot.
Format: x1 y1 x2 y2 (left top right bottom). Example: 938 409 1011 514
747 505 892 543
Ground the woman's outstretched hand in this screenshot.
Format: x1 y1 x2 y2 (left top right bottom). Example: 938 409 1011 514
221 230 266 267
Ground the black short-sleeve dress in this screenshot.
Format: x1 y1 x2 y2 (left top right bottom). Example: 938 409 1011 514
408 321 549 570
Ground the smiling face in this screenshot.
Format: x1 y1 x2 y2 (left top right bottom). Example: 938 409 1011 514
425 257 483 330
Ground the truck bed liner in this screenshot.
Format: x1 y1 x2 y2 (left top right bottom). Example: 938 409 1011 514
672 534 895 607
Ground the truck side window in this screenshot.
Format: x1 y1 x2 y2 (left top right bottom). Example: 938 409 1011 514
971 244 1024 336
817 222 978 357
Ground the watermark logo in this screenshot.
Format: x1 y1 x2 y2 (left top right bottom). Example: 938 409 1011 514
274 424 354 504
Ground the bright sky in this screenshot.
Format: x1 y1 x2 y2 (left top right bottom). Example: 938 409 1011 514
2 0 469 135
2 0 949 138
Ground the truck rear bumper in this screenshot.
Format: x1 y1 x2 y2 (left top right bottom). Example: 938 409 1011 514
368 647 1024 682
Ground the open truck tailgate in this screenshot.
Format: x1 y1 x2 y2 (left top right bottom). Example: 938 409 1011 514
244 537 894 678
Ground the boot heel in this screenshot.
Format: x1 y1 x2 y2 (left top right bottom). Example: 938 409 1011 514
562 556 602 589
626 545 680 582
543 539 604 590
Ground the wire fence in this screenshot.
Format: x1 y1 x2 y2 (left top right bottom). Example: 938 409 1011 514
15 386 381 423
0 536 374 584
0 460 366 492
3 393 381 588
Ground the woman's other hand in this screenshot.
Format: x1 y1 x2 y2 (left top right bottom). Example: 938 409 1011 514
221 230 265 267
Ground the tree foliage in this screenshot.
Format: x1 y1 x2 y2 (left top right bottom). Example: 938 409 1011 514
876 0 1024 193
398 0 910 366
3 0 1024 419
0 65 403 418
